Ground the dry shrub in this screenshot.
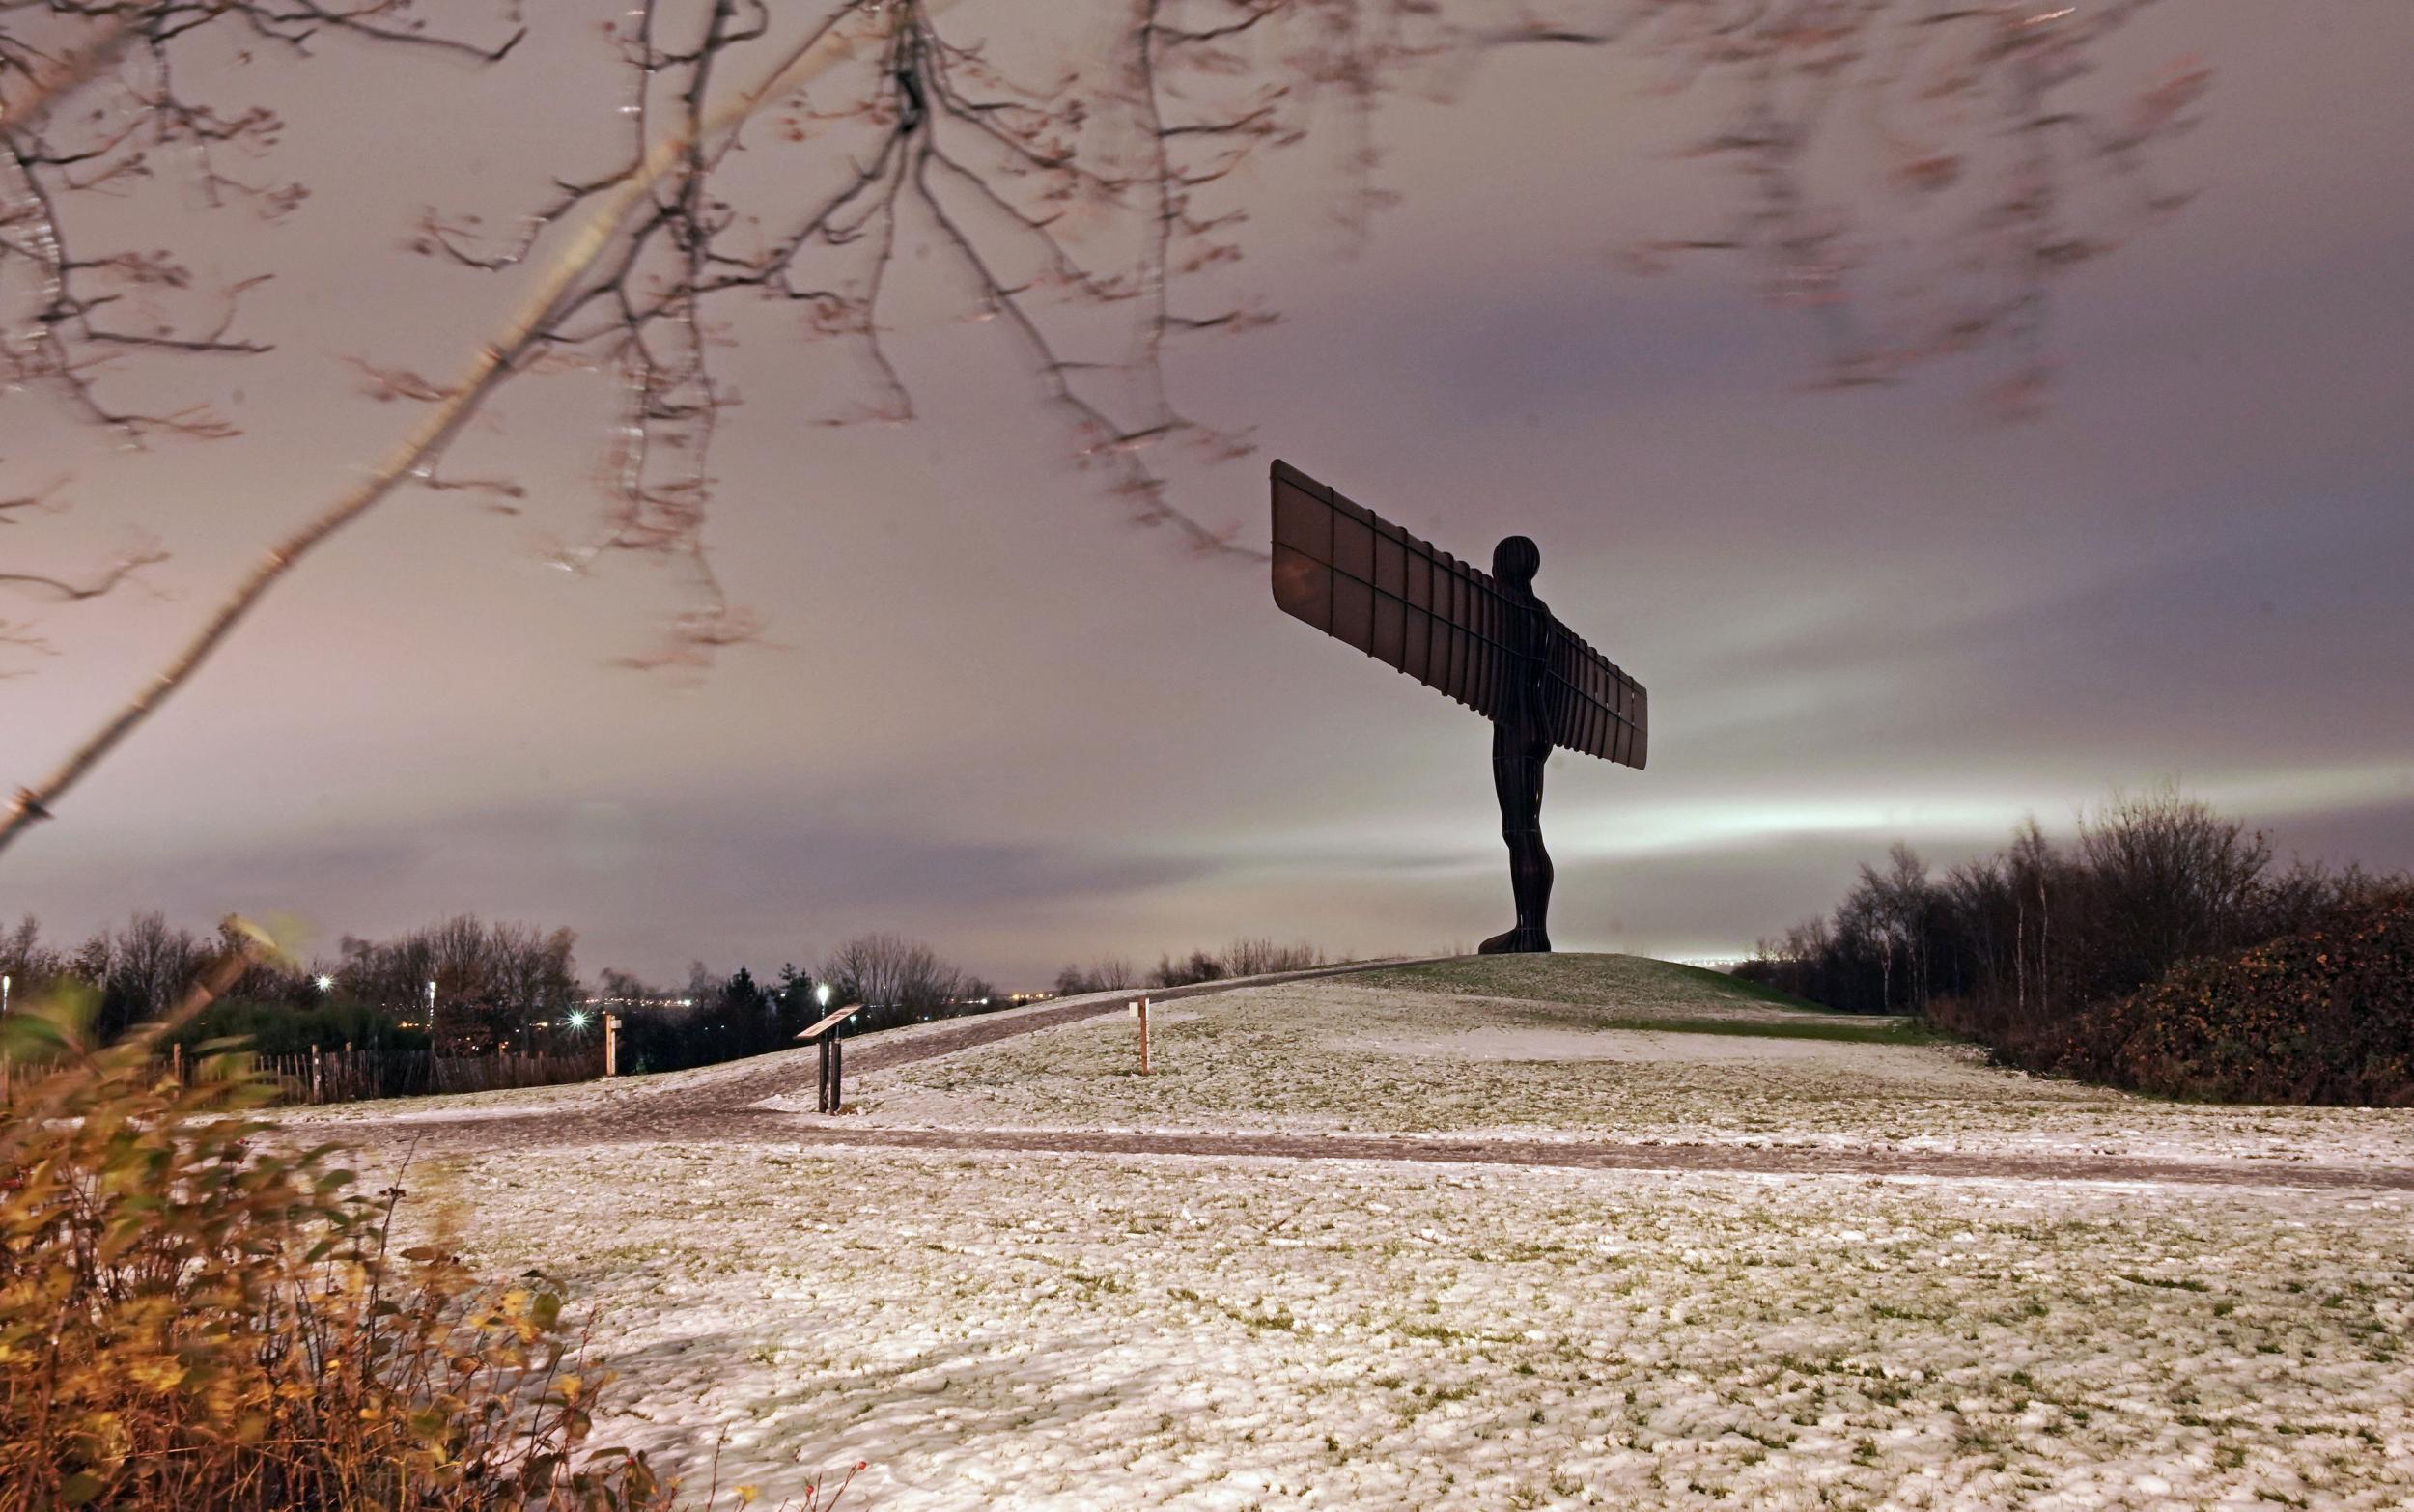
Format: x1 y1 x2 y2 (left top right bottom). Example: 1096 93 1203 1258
0 986 685 1511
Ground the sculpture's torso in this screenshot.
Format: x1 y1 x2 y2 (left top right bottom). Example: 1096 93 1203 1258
1496 586 1554 751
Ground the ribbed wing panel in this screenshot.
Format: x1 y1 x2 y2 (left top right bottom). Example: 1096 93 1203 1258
1543 625 1648 770
1273 459 1512 724
1270 459 1647 770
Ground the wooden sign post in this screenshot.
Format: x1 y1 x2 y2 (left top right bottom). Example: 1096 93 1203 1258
798 1002 865 1113
1131 996 1152 1076
604 1013 620 1078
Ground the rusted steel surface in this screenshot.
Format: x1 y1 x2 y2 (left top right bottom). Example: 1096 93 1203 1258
1270 460 1650 952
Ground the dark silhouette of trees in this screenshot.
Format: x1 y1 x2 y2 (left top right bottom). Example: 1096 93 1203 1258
1054 956 1141 996
1053 936 1325 994
585 959 828 1073
1151 949 1227 990
0 907 1039 1076
2076 787 2274 995
621 962 797 1070
1740 787 2403 1041
0 910 582 1050
820 932 963 1014
602 934 992 1072
331 916 581 1053
1220 936 1326 977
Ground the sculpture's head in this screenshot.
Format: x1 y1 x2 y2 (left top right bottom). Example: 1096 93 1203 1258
1492 534 1541 589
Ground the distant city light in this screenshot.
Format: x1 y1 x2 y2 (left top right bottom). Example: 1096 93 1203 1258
566 1010 591 1030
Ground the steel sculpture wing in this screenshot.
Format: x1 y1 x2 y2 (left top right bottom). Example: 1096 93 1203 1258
1270 459 1647 770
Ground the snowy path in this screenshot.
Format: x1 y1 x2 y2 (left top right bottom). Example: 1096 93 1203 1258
338 1109 2414 1192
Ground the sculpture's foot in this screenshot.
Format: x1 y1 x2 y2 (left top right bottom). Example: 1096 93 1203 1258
1476 926 1552 955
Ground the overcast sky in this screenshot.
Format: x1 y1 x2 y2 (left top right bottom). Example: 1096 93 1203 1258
5 3 2410 989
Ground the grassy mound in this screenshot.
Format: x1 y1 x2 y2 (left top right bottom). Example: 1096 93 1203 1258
1350 954 1945 1045
2064 889 2414 1106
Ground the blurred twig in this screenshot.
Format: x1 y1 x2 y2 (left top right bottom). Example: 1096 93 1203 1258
0 10 918 860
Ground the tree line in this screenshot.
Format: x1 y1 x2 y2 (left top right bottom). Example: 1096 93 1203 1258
1052 938 1330 997
1736 787 2406 1085
0 914 992 1075
0 913 582 1056
601 932 998 1076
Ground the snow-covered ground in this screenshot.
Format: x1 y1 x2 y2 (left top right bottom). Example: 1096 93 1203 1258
777 963 2414 1168
342 954 2412 1508
418 1143 2413 1511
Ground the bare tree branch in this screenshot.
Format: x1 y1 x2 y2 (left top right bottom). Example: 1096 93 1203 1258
0 4 914 857
0 0 2207 854
0 542 164 602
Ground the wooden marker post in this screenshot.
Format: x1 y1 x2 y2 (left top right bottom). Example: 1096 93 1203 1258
1132 996 1152 1076
604 1013 620 1078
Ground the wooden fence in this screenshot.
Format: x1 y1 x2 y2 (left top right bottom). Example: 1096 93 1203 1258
1 1044 604 1109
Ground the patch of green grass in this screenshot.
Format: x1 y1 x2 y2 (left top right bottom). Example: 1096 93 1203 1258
1353 953 1907 1024
1342 953 1957 1045
1589 1013 1950 1046
1655 959 1845 1011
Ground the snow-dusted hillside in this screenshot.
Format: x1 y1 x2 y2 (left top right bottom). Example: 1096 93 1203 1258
358 954 2412 1510
804 956 2414 1167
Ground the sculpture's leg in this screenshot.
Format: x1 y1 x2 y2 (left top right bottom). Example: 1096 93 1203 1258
1480 731 1554 954
1512 739 1553 951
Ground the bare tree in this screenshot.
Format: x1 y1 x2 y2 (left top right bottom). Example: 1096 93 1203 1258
0 0 2207 855
2006 813 2056 1020
1221 936 1323 976
1861 841 1930 1011
2076 784 2270 994
104 910 208 1023
1053 953 1141 995
0 913 63 991
822 930 962 1011
1614 0 2206 415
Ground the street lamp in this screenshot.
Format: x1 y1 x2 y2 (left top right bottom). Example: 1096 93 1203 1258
2 973 10 1016
815 982 832 1009
315 973 335 993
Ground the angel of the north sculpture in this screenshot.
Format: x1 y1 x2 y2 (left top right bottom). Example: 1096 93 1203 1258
1270 459 1648 953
